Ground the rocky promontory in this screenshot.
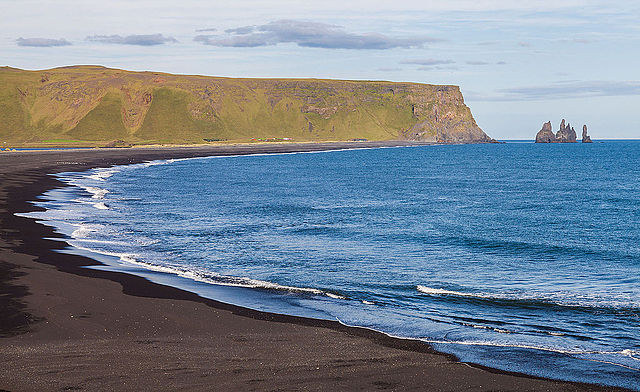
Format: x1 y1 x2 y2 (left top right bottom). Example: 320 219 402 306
535 119 583 143
0 66 495 146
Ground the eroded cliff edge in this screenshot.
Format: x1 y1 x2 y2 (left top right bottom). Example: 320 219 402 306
0 65 495 145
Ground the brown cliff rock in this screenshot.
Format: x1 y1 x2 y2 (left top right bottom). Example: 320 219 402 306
535 121 556 143
556 119 577 142
535 119 578 143
582 125 592 143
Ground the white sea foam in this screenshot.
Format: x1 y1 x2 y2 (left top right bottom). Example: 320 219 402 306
334 318 640 373
86 169 119 181
83 186 109 199
120 255 137 263
422 339 640 371
463 323 513 334
66 242 138 265
416 285 640 309
362 300 375 305
118 257 344 300
93 202 109 210
71 224 96 238
142 160 170 167
417 285 494 298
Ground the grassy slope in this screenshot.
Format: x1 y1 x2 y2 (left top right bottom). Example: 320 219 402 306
0 66 490 146
67 91 128 141
0 69 30 142
135 88 218 143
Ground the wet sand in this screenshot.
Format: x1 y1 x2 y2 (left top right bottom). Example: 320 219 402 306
0 142 625 391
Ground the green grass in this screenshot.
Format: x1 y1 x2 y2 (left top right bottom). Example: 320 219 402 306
66 91 128 141
0 83 29 140
42 139 87 143
135 87 220 143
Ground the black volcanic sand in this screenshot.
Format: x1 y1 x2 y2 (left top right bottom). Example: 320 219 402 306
0 142 626 391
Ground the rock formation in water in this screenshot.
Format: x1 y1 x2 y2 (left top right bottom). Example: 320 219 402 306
535 119 578 143
556 119 577 142
0 65 496 146
535 121 556 143
582 125 592 143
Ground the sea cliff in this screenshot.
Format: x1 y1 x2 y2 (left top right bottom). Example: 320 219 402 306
0 66 494 146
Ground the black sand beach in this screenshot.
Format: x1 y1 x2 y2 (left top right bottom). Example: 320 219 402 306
0 142 626 391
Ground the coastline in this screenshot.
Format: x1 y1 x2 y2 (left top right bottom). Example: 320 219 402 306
0 142 627 391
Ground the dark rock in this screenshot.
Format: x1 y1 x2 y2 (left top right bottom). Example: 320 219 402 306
556 119 577 142
535 121 556 143
582 125 592 143
535 119 577 143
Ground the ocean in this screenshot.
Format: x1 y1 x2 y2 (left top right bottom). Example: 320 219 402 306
23 141 640 389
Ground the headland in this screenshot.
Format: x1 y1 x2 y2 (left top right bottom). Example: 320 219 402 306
0 65 496 148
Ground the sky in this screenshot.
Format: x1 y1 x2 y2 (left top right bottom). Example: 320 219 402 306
2 0 640 139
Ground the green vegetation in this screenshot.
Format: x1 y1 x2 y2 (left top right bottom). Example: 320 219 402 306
67 91 128 141
136 88 218 143
0 66 492 146
0 80 29 140
42 139 86 143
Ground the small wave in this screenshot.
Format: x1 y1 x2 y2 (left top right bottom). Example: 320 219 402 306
119 258 344 300
120 255 137 263
72 238 129 246
71 225 96 238
462 322 512 334
423 339 640 371
362 300 375 305
86 169 119 181
621 349 640 360
66 242 139 265
416 285 640 310
93 202 109 210
417 285 485 298
142 160 170 167
82 186 109 199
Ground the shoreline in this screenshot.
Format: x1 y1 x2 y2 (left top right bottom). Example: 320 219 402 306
0 142 627 391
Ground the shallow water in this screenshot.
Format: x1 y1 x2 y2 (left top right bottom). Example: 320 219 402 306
24 141 640 389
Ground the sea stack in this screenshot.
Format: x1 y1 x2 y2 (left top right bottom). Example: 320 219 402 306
535 121 556 143
535 119 578 143
582 125 592 143
556 119 577 142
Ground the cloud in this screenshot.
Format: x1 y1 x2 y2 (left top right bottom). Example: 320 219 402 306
195 28 217 32
497 61 507 65
376 67 402 72
87 33 177 46
401 58 455 66
466 60 490 65
195 19 438 49
417 65 459 71
225 26 256 34
474 81 640 101
518 41 532 47
16 37 71 47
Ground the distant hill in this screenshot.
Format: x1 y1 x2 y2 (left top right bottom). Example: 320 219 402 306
0 65 494 146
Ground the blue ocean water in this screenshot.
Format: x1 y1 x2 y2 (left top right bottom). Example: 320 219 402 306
25 142 640 389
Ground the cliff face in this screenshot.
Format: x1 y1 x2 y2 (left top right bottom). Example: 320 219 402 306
0 66 494 145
